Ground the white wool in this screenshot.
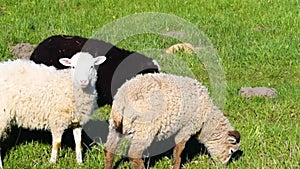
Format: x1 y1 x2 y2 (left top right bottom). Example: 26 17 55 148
0 59 96 130
0 56 100 167
106 73 240 167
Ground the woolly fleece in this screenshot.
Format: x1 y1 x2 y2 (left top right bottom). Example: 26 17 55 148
106 73 240 167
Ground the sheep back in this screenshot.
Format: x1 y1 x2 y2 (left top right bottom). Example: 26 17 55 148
0 59 77 130
111 73 212 141
30 35 160 107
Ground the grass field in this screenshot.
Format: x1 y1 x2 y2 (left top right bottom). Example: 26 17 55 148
0 0 300 168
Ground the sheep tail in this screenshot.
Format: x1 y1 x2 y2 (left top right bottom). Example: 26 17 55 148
109 106 123 134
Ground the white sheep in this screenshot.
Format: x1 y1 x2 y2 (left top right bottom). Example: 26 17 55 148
0 52 106 168
105 73 241 169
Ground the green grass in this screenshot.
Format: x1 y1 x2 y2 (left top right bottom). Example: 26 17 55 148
1 0 300 168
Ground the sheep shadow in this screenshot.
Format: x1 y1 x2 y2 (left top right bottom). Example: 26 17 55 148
0 121 243 168
114 136 243 168
113 136 207 168
146 137 209 168
0 119 109 163
146 137 243 167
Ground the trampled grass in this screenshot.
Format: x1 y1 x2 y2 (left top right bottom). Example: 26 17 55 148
0 0 299 168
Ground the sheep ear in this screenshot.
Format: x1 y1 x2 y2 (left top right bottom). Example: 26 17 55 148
59 58 73 67
94 56 106 65
228 130 240 144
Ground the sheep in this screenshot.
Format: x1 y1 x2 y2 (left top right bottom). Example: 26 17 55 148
30 35 161 107
0 52 106 168
104 73 241 169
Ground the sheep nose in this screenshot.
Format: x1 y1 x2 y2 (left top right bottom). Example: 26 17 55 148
80 80 88 85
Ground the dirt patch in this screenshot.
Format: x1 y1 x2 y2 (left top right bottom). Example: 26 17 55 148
9 43 37 60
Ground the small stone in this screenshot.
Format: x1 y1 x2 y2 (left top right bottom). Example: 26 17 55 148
166 43 194 54
9 43 37 60
239 87 277 99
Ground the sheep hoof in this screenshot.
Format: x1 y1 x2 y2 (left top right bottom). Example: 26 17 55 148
76 158 83 164
76 153 83 164
49 157 56 163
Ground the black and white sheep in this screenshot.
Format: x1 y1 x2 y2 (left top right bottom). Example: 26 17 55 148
0 52 106 168
105 73 241 169
30 35 160 107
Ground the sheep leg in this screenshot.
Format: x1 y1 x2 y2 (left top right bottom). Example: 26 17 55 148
0 135 3 168
129 157 145 169
105 127 121 169
50 130 63 163
0 111 12 169
173 130 190 169
172 140 187 169
0 154 2 169
128 141 147 169
73 127 83 164
0 134 3 169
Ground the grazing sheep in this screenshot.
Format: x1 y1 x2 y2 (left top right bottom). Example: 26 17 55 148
30 35 160 107
105 73 241 169
0 52 106 168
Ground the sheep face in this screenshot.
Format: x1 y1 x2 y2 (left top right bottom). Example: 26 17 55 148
59 52 106 88
206 130 241 165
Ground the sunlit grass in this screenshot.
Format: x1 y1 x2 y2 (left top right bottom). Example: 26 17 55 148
0 0 299 168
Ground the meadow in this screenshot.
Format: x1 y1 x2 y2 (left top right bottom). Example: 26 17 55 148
0 0 299 168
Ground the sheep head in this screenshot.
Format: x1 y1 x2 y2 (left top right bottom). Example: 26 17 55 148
59 52 106 88
206 130 241 166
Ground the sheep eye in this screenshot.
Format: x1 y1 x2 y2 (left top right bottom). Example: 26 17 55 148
228 138 237 145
